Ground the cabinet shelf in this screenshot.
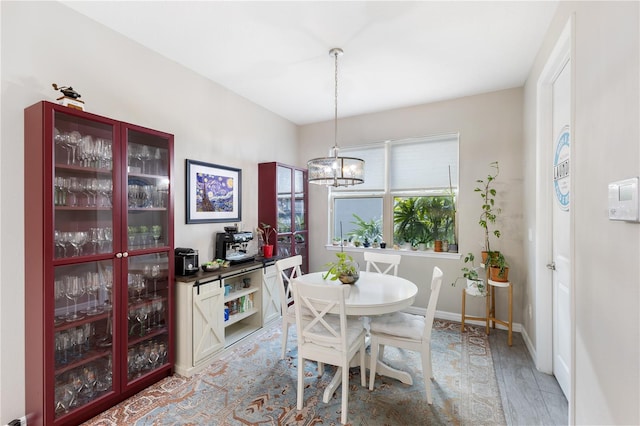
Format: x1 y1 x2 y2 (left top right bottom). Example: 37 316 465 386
224 286 258 303
55 163 112 175
224 307 259 327
224 321 261 347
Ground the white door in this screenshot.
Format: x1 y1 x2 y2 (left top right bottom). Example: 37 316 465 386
551 59 571 399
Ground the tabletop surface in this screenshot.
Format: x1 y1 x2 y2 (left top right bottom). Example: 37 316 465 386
294 271 418 316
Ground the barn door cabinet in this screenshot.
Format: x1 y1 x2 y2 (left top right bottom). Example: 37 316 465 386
174 261 276 377
24 101 174 426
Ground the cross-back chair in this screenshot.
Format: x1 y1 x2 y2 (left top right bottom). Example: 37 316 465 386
291 280 367 425
274 255 303 359
368 266 443 404
364 251 401 276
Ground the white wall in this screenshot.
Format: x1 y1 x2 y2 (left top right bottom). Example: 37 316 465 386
0 1 298 422
523 1 639 424
298 88 524 319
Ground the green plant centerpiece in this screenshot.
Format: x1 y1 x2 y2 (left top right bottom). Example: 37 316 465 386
323 252 360 284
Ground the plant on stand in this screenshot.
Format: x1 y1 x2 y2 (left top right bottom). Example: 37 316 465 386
451 252 486 296
476 161 502 264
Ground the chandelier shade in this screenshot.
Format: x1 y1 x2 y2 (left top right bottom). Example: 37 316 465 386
307 149 365 187
307 48 365 187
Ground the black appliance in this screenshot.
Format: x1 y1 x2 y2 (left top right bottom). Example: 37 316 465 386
215 227 255 264
175 247 199 276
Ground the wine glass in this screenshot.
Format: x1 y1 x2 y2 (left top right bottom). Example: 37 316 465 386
54 279 69 323
127 226 138 249
135 306 149 337
67 131 81 165
146 264 161 298
64 275 85 321
68 231 88 257
85 272 103 315
128 273 145 302
151 225 162 247
139 145 151 174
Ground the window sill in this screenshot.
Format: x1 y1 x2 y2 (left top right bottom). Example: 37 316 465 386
325 244 461 260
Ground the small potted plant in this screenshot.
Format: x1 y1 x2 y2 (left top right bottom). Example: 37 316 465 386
257 223 275 258
323 252 360 284
451 253 486 296
489 252 510 282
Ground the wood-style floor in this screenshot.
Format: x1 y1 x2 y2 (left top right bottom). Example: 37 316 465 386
488 328 568 425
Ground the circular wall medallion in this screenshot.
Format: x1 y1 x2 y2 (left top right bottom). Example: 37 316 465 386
553 125 570 211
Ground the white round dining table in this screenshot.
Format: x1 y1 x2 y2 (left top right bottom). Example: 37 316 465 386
293 271 419 402
294 271 418 316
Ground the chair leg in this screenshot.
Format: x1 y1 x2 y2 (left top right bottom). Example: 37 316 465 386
359 344 366 387
318 362 324 376
369 337 379 390
297 356 304 410
341 362 349 424
281 320 289 359
421 349 433 404
461 288 466 332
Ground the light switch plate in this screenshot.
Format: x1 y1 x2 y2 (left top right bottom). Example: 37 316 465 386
608 177 639 222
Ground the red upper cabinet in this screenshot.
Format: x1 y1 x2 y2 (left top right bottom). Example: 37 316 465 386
258 162 308 273
24 101 174 426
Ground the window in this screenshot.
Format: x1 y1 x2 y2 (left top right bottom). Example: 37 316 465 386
330 134 459 249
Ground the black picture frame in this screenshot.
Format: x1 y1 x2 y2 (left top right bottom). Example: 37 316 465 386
186 159 242 224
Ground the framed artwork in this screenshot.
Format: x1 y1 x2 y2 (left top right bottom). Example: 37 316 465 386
186 159 242 224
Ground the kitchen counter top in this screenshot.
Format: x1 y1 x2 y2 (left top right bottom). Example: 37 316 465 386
175 256 279 283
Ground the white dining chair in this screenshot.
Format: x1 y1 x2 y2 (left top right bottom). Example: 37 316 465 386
364 251 401 276
275 255 304 359
368 266 443 404
292 279 367 425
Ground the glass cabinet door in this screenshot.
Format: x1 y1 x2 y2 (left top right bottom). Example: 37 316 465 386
125 253 170 383
276 165 292 233
294 169 306 232
53 261 115 418
53 111 115 260
126 128 170 252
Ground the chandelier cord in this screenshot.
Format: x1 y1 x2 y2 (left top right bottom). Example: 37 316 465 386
333 49 339 156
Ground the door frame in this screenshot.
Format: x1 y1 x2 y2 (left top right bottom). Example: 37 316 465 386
534 15 575 423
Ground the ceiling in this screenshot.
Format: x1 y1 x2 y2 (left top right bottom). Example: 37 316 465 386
61 1 558 125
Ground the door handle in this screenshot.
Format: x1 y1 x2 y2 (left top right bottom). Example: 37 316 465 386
546 262 556 270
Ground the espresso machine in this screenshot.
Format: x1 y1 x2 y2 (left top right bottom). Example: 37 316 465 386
215 226 256 264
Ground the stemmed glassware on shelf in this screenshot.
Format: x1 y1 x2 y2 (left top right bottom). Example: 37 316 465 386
64 275 86 322
128 273 145 303
84 272 103 316
151 225 162 247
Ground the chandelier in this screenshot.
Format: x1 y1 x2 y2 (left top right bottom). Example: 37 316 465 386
307 48 365 187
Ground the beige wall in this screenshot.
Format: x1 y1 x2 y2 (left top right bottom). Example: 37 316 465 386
0 1 298 421
298 88 524 320
523 1 639 424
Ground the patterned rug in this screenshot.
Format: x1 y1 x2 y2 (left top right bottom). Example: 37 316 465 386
83 320 505 425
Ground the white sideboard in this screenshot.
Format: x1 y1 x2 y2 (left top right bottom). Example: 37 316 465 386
175 260 278 377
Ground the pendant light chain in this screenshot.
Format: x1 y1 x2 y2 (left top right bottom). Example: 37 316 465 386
334 49 339 155
307 47 364 187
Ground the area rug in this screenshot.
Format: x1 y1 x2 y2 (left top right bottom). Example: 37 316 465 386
83 320 505 425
